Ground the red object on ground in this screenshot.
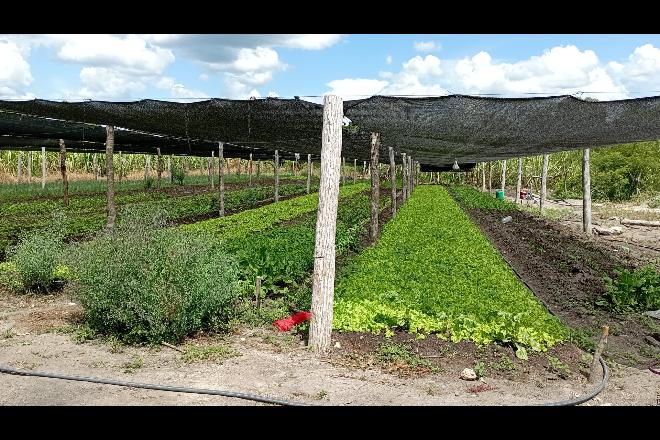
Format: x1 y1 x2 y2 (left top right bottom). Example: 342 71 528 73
519 190 527 200
273 311 312 332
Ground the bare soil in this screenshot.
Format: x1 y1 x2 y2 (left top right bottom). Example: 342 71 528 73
1 290 657 406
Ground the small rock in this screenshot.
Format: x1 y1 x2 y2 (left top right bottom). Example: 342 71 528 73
502 216 513 224
643 310 660 320
67 302 77 306
460 368 477 381
334 341 341 349
240 337 246 342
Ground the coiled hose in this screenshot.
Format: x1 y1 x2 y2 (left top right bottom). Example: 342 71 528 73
0 363 309 406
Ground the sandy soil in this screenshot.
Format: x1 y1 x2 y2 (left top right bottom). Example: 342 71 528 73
0 291 657 406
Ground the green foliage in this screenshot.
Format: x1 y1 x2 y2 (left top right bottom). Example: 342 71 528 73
546 355 571 379
181 343 240 364
170 166 185 185
473 361 486 378
599 265 660 312
449 185 517 211
143 177 155 190
8 212 67 292
0 261 22 291
67 207 241 344
376 341 435 370
490 353 517 372
122 355 143 373
334 186 566 351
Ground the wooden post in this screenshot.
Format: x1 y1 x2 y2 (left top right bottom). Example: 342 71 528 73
218 142 225 217
481 162 486 192
516 158 523 204
540 154 549 215
17 153 22 183
59 139 68 206
589 325 609 383
353 158 357 185
237 158 242 177
256 160 261 180
388 147 397 218
156 148 163 188
106 126 116 229
501 160 507 193
27 152 32 183
309 95 343 354
41 147 46 189
307 154 312 194
145 155 151 181
362 160 366 179
118 151 123 182
488 162 492 192
370 133 381 243
255 276 262 310
167 156 172 177
93 154 98 180
402 153 408 201
583 148 592 235
341 156 346 186
209 151 215 189
274 150 280 202
249 153 253 186
408 155 414 195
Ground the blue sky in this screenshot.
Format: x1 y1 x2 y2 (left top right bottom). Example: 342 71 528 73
2 34 660 102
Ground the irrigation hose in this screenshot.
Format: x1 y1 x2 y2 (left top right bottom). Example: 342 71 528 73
0 363 309 406
537 356 609 406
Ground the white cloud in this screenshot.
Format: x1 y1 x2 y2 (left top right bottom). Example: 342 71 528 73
78 67 147 99
386 55 392 65
0 40 34 98
224 75 261 99
414 41 441 52
281 35 343 50
608 43 660 92
199 73 209 81
326 78 388 99
55 34 174 75
267 91 279 97
156 76 208 100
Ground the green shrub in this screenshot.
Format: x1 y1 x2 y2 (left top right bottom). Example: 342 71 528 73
449 185 517 211
600 265 660 312
171 167 185 185
67 207 240 343
8 212 67 292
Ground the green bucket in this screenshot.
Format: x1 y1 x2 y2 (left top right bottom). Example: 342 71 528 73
495 190 505 201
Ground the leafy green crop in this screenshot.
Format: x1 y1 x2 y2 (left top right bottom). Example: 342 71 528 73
449 185 517 211
334 186 566 351
600 265 660 312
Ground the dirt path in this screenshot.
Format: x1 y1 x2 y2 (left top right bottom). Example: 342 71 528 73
1 291 657 406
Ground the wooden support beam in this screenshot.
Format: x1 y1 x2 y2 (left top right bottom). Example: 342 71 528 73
342 156 346 186
353 158 357 185
209 150 215 189
17 153 22 183
41 147 46 189
481 162 486 192
106 126 116 229
307 154 312 194
583 148 592 235
156 148 163 188
119 151 123 182
144 155 151 181
274 150 280 202
516 158 523 204
27 152 32 183
540 154 549 215
501 160 507 192
309 95 343 354
370 132 381 243
488 162 492 192
363 160 366 179
402 153 408 201
93 154 98 180
388 147 397 218
218 142 225 217
59 139 68 206
249 153 253 186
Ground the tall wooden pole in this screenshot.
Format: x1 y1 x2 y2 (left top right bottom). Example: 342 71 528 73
389 147 397 218
59 139 68 206
209 151 215 189
309 95 343 354
516 158 523 204
218 142 225 217
501 160 507 193
402 153 408 201
249 153 253 186
27 152 32 183
307 154 312 194
274 150 280 202
156 148 163 188
342 156 346 186
488 162 492 192
41 147 46 189
540 154 549 215
119 151 123 183
481 162 486 192
106 126 116 229
370 133 381 243
93 154 98 180
17 153 23 183
583 148 592 235
362 160 366 179
353 158 357 185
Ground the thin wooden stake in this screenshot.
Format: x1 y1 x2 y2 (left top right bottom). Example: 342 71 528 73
370 133 381 243
501 159 507 193
156 148 163 188
218 142 225 217
255 276 262 310
106 126 116 229
583 148 592 235
59 139 68 206
209 151 215 189
27 152 32 183
17 153 22 183
93 154 98 180
589 325 609 383
309 94 343 354
388 147 397 218
41 147 46 189
249 153 253 186
516 158 523 204
353 158 357 185
540 154 549 215
481 162 486 192
307 154 312 194
402 153 408 201
274 150 280 202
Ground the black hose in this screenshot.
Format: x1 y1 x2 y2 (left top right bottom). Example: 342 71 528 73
0 363 309 406
537 355 609 406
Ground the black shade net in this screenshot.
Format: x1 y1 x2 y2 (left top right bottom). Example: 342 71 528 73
1 95 659 166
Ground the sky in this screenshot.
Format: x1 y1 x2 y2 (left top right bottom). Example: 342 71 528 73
1 34 660 103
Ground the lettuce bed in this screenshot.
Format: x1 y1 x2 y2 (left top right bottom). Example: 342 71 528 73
334 185 566 351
